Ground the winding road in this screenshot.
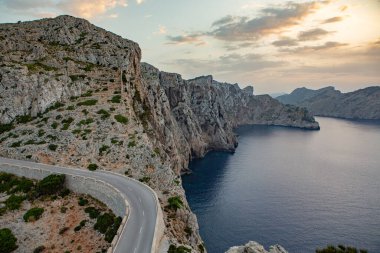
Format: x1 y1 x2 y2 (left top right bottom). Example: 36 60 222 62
0 157 159 253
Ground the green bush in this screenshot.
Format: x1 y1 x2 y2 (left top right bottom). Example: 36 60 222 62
81 90 93 97
0 123 14 134
51 122 58 129
167 196 183 211
114 115 128 124
5 195 25 210
168 245 191 253
77 118 94 126
128 140 136 148
316 245 367 253
105 216 122 243
84 207 100 219
99 145 110 155
33 246 45 253
12 178 34 193
0 228 18 253
15 115 34 124
37 129 45 137
48 144 58 151
36 174 65 196
23 207 44 222
10 141 22 148
97 109 110 119
87 164 98 171
94 213 115 234
110 95 121 103
77 99 97 106
78 197 89 206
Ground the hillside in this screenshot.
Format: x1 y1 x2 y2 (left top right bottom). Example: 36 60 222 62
0 15 319 252
276 86 380 120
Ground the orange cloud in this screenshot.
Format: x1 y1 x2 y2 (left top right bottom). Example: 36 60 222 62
58 0 127 19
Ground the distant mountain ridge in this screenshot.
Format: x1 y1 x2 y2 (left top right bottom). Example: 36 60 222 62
276 86 380 120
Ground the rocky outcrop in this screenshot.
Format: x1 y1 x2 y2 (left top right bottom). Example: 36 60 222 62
0 15 319 252
225 241 288 253
276 86 380 120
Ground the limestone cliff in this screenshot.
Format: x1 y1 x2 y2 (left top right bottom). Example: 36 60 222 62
0 15 319 252
276 86 380 120
225 241 288 253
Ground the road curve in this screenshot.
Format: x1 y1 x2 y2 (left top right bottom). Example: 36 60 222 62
0 157 158 253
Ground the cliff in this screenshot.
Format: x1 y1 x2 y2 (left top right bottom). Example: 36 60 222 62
276 86 380 120
0 15 318 252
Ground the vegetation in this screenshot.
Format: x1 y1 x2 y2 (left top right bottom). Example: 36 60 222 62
26 61 58 72
5 194 25 210
10 141 22 148
94 213 122 243
36 174 65 196
114 114 128 124
69 75 86 82
99 145 110 155
128 140 136 148
167 196 183 211
15 115 34 124
139 176 150 183
97 109 110 120
74 220 87 232
87 163 98 171
61 117 74 130
23 207 44 222
110 95 121 103
0 123 14 135
48 144 58 151
33 246 45 253
85 206 100 219
0 228 18 253
316 245 367 253
168 245 191 253
0 173 34 194
51 122 58 129
81 90 93 97
78 197 89 206
78 118 94 126
77 99 97 106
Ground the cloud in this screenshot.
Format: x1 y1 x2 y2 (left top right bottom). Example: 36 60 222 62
281 41 348 53
136 0 144 4
166 34 205 46
154 25 167 35
1 0 128 19
272 37 298 47
298 28 333 41
208 1 330 41
322 16 343 24
164 53 284 77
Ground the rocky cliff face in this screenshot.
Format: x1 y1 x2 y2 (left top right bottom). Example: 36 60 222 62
225 241 288 253
0 16 319 252
276 86 380 120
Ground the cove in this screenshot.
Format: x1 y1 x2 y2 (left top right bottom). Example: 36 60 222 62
182 117 380 253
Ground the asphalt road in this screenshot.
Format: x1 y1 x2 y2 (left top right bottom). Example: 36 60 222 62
0 157 157 253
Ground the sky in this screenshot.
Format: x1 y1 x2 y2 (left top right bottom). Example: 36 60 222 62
0 0 379 94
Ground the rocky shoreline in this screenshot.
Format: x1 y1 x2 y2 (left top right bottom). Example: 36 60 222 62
0 15 319 252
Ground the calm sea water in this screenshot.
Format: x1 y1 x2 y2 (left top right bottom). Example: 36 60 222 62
182 117 380 253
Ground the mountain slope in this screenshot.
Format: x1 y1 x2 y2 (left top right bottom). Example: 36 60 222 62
0 15 318 252
277 86 380 120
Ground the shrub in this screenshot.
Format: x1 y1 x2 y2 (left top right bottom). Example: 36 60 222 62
37 129 45 137
94 213 115 234
0 228 18 253
48 144 58 151
84 206 100 219
114 114 128 124
51 122 58 129
128 140 136 148
0 123 13 134
78 118 94 126
316 245 367 253
81 90 93 97
87 164 98 171
110 95 121 103
33 246 45 253
5 195 25 210
45 102 64 113
12 178 34 193
167 196 183 210
36 174 65 196
139 177 150 183
99 145 110 155
66 105 75 110
23 207 44 222
97 109 110 119
60 206 67 213
77 99 97 106
104 216 122 243
168 245 191 253
78 197 89 206
10 141 22 148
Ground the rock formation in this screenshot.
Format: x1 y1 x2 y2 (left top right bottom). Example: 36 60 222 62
276 86 380 120
0 15 319 252
225 241 288 253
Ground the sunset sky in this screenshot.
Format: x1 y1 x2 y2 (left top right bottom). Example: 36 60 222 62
0 0 379 94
